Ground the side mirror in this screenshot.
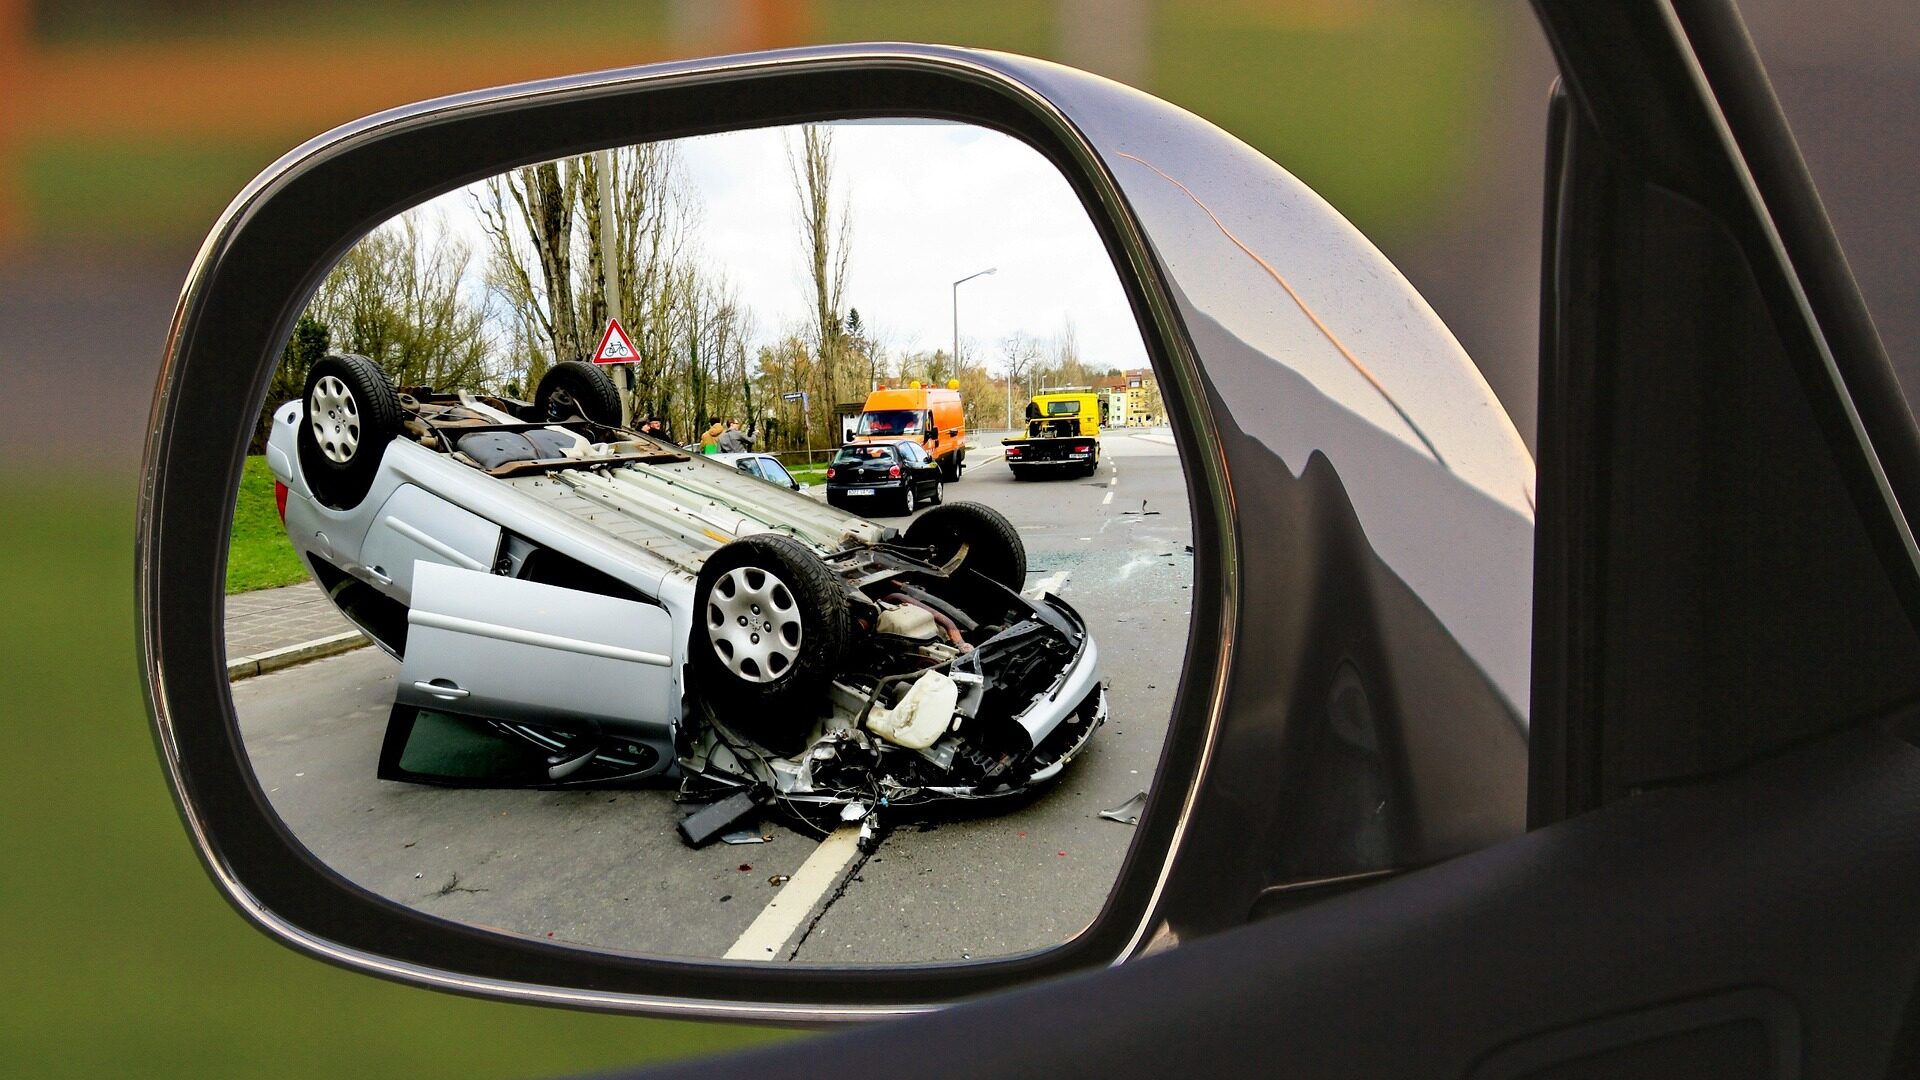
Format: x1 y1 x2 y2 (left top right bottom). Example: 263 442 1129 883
141 44 1531 1022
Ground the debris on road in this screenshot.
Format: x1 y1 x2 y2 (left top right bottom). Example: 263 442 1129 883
720 829 770 846
1098 791 1148 825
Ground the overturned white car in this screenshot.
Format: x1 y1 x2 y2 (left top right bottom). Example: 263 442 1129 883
263 353 1105 842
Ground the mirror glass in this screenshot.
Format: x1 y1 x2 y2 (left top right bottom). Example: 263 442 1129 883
226 120 1192 964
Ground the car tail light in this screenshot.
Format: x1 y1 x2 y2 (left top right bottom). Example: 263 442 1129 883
274 480 289 522
1075 444 1090 452
889 465 902 478
826 467 835 480
1006 446 1022 456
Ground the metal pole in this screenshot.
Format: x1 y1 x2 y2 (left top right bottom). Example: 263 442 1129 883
596 148 632 426
950 266 997 375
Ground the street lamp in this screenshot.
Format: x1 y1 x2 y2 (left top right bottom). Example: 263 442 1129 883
952 266 997 373
952 265 998 368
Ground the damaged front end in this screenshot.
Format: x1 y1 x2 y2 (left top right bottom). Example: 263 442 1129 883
678 572 1106 845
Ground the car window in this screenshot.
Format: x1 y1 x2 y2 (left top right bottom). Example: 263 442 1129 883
1045 400 1082 416
833 445 894 464
760 458 795 486
854 409 924 435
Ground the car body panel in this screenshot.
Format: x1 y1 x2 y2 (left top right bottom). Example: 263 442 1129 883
396 561 679 746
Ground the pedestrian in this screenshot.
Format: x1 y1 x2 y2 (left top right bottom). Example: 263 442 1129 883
717 418 752 454
700 420 725 454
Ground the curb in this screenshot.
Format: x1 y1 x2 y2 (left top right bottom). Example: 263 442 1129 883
227 629 369 682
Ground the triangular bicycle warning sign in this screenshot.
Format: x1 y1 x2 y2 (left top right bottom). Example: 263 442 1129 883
592 318 639 364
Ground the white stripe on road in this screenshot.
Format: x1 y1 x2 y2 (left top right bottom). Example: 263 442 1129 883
724 826 864 961
1102 490 1114 506
1027 570 1069 598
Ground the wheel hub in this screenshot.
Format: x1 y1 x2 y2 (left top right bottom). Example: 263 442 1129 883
309 375 360 463
706 566 802 683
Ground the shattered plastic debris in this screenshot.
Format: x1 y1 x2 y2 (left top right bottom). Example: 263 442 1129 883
768 874 791 887
1098 791 1149 825
720 829 770 845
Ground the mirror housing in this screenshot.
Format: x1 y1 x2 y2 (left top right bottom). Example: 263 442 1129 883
140 43 1532 1019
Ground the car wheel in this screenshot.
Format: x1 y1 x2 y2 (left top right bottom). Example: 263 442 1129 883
901 485 917 516
297 352 402 511
693 534 849 745
931 480 944 505
903 501 1027 596
533 360 622 425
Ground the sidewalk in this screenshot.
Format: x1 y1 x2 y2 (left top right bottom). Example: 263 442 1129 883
224 580 367 680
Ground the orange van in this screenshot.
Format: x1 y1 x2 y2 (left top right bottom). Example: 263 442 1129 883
848 381 969 480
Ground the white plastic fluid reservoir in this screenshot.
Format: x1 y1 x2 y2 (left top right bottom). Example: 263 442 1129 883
876 603 941 640
866 670 960 750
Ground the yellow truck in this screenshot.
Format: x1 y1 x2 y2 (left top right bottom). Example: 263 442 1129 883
1002 390 1101 479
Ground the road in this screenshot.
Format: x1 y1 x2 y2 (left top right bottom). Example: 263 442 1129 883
231 428 1193 963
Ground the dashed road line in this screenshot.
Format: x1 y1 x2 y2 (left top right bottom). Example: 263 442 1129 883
1102 490 1114 506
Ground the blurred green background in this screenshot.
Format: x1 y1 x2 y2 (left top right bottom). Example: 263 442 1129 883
0 1 1540 1077
5 1 1915 1077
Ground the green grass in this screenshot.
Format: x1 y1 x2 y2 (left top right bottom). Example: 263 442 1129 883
0 473 787 1079
789 465 829 485
227 455 309 594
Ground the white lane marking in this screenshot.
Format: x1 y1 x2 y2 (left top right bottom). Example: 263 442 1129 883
1027 570 1070 598
1102 490 1114 506
1108 473 1118 487
724 826 864 961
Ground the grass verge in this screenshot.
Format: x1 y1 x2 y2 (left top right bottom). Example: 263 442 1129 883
227 455 308 594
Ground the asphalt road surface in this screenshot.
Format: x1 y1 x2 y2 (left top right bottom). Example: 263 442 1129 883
231 428 1193 964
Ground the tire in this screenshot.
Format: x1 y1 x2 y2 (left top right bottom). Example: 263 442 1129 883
930 480 944 505
1009 464 1028 481
940 453 963 482
899 485 917 516
533 360 622 425
297 352 402 511
903 501 1027 596
693 535 849 741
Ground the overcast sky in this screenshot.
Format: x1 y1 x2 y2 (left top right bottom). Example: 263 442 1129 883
410 120 1149 374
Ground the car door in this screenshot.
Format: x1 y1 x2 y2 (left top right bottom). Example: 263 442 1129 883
392 561 679 749
893 442 923 498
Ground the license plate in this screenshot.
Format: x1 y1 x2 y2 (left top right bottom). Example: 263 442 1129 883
849 488 876 496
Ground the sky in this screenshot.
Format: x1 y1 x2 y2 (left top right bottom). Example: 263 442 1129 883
410 120 1151 375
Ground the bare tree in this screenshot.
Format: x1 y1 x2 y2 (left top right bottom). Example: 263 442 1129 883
789 125 852 447
309 211 491 390
1000 331 1043 427
475 161 586 369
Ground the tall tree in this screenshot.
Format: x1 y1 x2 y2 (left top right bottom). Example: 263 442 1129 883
789 125 852 446
309 212 491 390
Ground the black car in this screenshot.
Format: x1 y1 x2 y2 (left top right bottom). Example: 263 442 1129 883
825 440 944 515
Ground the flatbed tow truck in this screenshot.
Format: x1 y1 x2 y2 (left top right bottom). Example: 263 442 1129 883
1002 390 1100 479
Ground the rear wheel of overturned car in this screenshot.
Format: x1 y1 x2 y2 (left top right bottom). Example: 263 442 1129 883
903 501 1027 596
694 534 849 744
533 360 623 425
297 352 402 511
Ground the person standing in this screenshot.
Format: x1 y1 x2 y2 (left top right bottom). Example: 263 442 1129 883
717 419 752 454
700 420 725 454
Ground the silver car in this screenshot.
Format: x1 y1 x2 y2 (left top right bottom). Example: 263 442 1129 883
266 354 1103 839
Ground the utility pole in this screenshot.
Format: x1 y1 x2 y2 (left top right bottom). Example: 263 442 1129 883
595 148 632 425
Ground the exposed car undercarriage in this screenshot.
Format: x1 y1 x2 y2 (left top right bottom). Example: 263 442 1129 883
276 360 1106 846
